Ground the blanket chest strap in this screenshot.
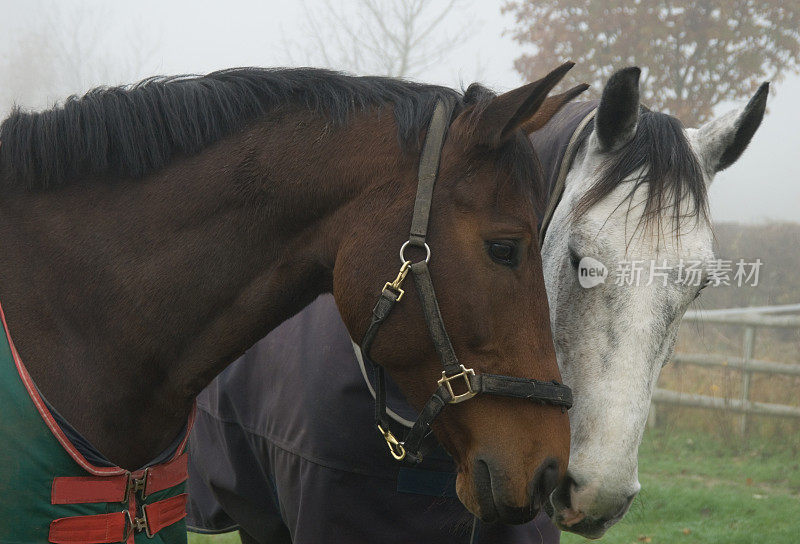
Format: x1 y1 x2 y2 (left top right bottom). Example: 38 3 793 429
48 494 188 543
51 452 189 505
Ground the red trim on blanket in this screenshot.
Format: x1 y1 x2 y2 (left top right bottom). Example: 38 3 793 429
51 452 189 505
49 511 128 544
175 408 196 462
145 451 189 496
48 495 188 543
143 493 189 536
0 300 195 475
51 474 130 504
0 301 123 475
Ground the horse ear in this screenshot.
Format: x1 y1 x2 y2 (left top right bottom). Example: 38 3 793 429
695 82 769 174
595 67 641 152
521 83 590 134
466 61 576 148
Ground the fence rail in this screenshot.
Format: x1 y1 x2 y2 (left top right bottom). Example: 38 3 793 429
650 303 800 432
652 389 800 419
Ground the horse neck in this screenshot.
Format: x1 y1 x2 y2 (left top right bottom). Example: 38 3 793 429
0 108 402 468
531 100 599 205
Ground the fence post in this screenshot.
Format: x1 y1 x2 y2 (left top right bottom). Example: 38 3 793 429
647 403 657 429
740 326 755 436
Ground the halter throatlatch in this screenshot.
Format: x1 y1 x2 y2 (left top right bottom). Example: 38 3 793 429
361 98 573 464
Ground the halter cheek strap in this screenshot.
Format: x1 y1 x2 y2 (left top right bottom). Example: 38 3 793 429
360 97 573 465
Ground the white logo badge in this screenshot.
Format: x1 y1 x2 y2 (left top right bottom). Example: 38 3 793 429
578 256 607 288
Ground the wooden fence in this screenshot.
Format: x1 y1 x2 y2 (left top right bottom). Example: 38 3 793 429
649 303 800 434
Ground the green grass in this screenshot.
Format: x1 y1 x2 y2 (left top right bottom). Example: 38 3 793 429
187 428 800 544
189 533 241 544
562 429 800 544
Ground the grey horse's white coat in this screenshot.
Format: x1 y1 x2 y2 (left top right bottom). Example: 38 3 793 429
542 68 768 538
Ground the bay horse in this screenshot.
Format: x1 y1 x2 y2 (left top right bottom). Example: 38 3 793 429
0 63 583 541
185 68 767 543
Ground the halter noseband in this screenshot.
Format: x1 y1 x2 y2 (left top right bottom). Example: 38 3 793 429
360 98 573 464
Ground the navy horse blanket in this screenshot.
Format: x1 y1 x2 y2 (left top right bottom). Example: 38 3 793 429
185 295 559 543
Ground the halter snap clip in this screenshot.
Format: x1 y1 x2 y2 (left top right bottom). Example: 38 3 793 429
377 424 406 461
383 261 412 301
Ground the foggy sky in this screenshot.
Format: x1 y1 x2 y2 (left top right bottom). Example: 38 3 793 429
1 0 797 224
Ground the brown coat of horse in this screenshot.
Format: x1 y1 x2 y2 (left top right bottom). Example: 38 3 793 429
0 64 584 522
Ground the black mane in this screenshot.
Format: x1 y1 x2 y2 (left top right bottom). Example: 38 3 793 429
575 103 708 232
0 68 461 189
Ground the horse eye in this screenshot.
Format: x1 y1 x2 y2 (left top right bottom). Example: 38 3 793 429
694 278 711 299
694 278 711 300
569 247 581 269
487 241 518 266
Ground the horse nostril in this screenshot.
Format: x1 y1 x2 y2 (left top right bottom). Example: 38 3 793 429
550 472 576 511
473 458 493 499
613 491 638 519
602 492 638 525
472 458 500 522
529 457 560 510
563 473 578 492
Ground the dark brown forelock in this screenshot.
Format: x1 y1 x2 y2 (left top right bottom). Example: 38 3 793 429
461 83 545 217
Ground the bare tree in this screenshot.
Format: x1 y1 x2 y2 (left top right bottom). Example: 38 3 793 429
285 0 470 78
0 1 160 114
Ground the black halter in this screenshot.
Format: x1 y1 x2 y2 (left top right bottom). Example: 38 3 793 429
360 98 573 465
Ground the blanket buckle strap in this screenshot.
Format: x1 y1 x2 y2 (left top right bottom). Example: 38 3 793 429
123 506 155 539
125 468 150 502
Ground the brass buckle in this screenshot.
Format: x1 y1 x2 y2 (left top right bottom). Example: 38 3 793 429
123 509 151 539
125 469 150 502
438 365 477 404
377 424 406 461
123 511 132 541
383 261 411 301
